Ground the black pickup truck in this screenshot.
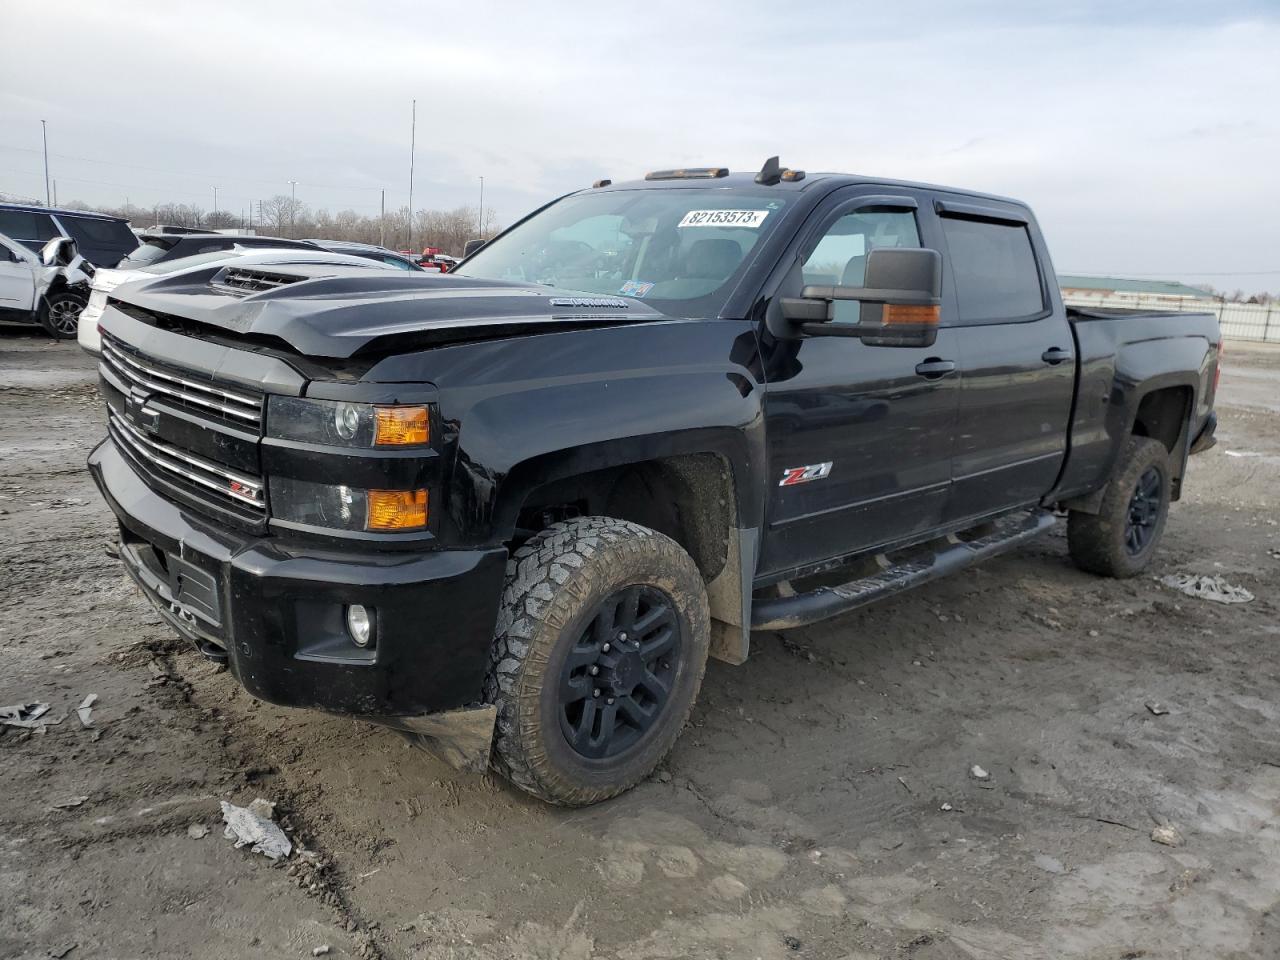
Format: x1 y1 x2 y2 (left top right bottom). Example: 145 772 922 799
88 159 1220 805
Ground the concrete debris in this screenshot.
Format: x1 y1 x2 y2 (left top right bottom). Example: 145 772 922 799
312 947 331 956
940 802 955 812
1158 573 1254 604
1151 824 1184 847
220 799 292 861
1 702 64 732
187 823 209 839
970 764 990 780
76 694 98 728
51 796 89 810
1146 701 1170 716
48 945 77 959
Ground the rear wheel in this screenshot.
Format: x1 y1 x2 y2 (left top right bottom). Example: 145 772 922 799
485 517 709 806
40 290 86 340
1068 436 1172 578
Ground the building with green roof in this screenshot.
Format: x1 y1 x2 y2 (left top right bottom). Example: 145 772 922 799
1058 275 1217 301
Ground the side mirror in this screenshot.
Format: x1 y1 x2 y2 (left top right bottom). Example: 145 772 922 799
40 236 79 268
462 238 487 258
781 248 942 347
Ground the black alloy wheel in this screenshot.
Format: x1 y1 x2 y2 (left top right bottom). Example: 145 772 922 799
558 585 680 760
1124 466 1163 556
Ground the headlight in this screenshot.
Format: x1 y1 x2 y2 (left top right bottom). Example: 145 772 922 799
266 397 430 448
269 476 428 532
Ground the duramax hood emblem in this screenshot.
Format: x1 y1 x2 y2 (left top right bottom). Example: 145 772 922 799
548 297 629 309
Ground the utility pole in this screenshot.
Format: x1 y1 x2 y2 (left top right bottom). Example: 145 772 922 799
478 176 485 238
41 120 50 207
52 180 57 206
288 180 298 238
380 189 386 248
212 186 218 217
408 98 416 253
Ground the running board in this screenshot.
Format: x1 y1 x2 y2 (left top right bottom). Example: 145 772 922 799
751 509 1058 631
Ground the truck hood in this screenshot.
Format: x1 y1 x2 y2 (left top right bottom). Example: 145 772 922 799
106 264 668 359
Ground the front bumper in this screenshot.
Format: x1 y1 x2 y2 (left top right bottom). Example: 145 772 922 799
89 438 508 719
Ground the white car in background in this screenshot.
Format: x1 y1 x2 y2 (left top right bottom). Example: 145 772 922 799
0 233 94 338
77 247 405 355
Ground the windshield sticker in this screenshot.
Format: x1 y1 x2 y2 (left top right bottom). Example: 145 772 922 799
678 209 770 229
619 280 654 298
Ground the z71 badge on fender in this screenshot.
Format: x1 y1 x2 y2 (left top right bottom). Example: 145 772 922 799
779 462 833 486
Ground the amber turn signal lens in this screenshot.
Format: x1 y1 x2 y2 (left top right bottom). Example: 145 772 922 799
366 489 428 530
882 304 940 326
374 406 429 446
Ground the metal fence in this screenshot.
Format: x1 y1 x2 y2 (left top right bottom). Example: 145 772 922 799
1061 292 1279 344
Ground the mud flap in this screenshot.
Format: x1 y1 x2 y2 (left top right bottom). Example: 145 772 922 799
706 526 757 665
376 704 498 774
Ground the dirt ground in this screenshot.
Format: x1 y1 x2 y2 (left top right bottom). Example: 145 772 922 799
2 331 1278 960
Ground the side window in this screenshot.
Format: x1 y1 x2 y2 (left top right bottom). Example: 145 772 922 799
803 209 920 324
382 256 413 270
940 216 1044 323
0 210 58 241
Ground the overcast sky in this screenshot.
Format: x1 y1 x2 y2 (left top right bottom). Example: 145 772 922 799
2 0 1277 289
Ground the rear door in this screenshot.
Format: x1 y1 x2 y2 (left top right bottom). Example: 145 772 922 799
758 186 960 576
934 197 1075 523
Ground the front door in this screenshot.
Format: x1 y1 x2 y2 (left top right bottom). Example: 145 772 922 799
0 242 36 311
758 190 960 577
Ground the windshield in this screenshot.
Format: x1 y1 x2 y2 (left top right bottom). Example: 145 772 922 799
455 188 791 318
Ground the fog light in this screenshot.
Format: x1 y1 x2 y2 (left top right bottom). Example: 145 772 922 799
346 604 374 647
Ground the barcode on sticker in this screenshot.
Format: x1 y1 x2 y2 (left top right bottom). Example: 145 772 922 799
678 209 770 228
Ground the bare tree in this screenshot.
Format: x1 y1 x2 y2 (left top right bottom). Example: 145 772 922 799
259 194 305 236
205 210 240 230
60 195 503 256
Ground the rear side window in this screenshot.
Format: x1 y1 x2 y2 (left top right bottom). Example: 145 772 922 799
59 215 137 250
940 216 1044 322
0 210 60 241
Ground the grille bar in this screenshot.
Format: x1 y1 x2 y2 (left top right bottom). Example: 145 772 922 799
101 336 262 425
110 410 265 510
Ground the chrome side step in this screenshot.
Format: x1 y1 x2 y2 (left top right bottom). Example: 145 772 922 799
751 509 1058 631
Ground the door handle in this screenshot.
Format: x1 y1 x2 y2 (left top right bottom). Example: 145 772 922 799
914 359 956 379
1041 347 1073 365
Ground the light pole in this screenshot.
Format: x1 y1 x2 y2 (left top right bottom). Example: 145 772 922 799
212 186 218 222
407 99 417 252
288 180 298 237
41 120 50 207
478 176 485 238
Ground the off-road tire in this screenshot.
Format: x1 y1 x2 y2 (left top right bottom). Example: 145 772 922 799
1068 436 1172 578
485 517 710 806
39 290 86 340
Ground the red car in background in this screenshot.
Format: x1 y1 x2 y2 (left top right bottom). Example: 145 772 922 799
396 247 460 272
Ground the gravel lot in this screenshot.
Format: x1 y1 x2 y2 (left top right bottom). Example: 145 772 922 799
2 332 1278 960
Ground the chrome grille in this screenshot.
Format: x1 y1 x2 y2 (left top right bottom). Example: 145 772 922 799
108 410 265 512
101 333 262 426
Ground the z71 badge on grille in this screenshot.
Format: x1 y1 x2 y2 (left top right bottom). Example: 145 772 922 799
779 462 833 486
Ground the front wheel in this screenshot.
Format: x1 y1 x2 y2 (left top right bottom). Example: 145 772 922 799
485 517 710 806
1068 436 1172 578
40 290 86 340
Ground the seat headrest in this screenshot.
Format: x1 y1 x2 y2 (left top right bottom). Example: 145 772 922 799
684 238 743 280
